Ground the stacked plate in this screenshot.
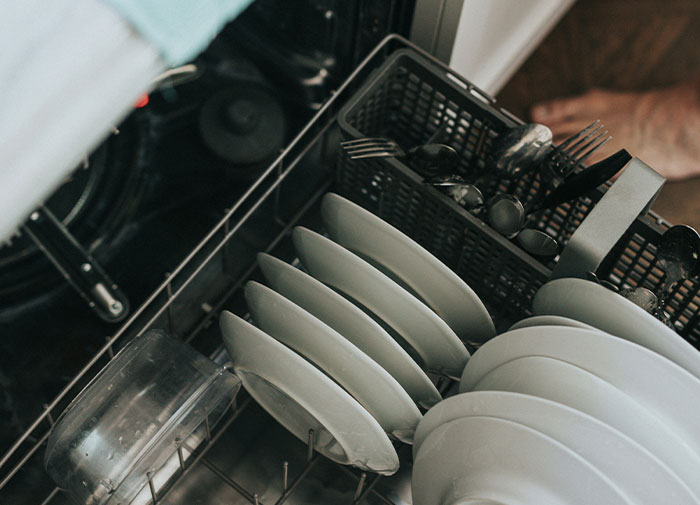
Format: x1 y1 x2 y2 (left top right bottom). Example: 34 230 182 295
219 193 494 475
412 277 700 505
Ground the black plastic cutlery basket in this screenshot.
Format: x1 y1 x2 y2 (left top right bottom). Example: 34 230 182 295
335 48 700 346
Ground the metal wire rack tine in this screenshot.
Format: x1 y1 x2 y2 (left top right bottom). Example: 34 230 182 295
282 461 288 491
204 409 212 441
435 376 446 391
307 429 314 461
39 487 60 505
253 492 260 505
43 404 55 427
105 336 114 359
352 473 367 503
165 272 175 334
147 471 157 504
175 438 185 471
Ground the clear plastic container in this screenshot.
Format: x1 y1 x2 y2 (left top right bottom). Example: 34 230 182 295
44 329 241 505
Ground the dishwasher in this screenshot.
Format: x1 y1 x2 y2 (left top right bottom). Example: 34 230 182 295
2 3 700 505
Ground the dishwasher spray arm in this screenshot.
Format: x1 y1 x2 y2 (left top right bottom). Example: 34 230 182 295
22 206 130 322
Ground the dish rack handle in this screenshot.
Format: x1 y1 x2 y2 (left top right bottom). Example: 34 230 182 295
551 158 665 280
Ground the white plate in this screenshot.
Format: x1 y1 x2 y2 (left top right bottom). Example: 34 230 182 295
460 354 700 498
257 253 441 408
219 311 399 474
533 277 700 380
509 314 601 332
321 192 495 343
412 416 630 505
413 391 699 505
245 281 422 443
460 327 700 456
292 226 469 377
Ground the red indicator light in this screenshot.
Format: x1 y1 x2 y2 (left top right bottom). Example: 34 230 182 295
134 94 149 108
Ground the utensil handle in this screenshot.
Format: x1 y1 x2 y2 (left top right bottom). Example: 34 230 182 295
538 149 632 211
550 158 665 280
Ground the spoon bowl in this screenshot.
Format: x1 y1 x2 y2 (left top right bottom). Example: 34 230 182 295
516 228 559 258
408 143 459 178
620 287 658 315
426 175 484 211
654 224 700 322
657 225 700 289
487 195 525 238
489 123 552 179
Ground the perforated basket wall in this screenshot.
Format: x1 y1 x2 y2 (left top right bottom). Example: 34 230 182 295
334 48 700 345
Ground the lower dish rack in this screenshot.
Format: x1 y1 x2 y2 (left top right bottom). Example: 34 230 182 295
2 34 699 505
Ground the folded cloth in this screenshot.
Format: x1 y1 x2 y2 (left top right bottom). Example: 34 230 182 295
102 0 255 65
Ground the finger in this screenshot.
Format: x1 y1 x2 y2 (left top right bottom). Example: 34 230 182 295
530 94 595 123
550 119 601 141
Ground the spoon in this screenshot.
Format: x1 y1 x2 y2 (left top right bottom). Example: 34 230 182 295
655 225 700 317
487 194 525 238
620 287 658 314
585 271 619 292
489 123 553 179
405 143 459 178
516 228 559 258
426 175 485 210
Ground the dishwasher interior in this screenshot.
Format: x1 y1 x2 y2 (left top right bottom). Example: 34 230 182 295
3 7 700 505
2 34 431 505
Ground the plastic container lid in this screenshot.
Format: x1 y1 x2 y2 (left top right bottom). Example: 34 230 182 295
45 329 240 505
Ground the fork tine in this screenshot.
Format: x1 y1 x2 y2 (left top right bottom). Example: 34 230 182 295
568 124 605 156
552 120 601 155
340 137 390 147
342 142 396 152
574 134 612 166
551 126 603 167
561 134 612 177
571 130 608 161
350 151 403 160
344 145 401 156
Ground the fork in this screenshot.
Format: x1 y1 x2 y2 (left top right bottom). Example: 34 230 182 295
340 138 459 178
340 137 408 159
340 119 453 160
546 120 612 182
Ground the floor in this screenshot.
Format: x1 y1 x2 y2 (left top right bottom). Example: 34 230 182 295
497 0 700 228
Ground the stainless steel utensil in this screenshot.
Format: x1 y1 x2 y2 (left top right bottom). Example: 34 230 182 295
656 225 700 318
545 120 612 182
487 194 525 238
426 175 484 210
340 138 458 178
516 228 559 257
586 271 620 292
489 123 553 179
537 149 632 211
620 287 658 314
